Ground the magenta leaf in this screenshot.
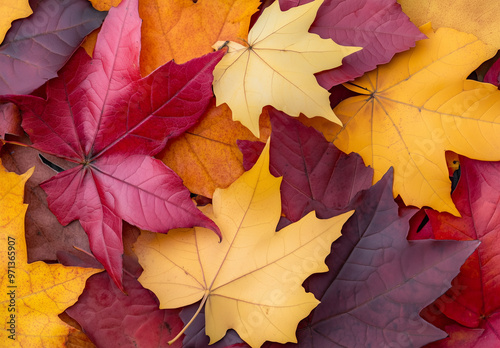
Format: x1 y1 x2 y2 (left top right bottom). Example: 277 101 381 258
0 0 222 289
279 0 426 88
0 0 106 95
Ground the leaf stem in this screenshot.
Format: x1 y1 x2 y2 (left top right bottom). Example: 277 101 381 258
168 290 210 345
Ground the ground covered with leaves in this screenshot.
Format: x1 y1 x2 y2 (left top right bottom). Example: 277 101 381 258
1 0 500 347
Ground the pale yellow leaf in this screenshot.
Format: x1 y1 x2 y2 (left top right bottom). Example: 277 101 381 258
212 0 361 137
135 142 353 347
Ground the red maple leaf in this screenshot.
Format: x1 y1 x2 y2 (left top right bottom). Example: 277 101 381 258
0 0 221 289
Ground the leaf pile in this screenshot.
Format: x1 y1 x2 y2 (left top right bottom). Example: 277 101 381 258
1 0 500 346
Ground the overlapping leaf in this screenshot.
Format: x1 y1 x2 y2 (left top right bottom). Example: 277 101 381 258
239 109 373 225
159 98 270 198
264 170 479 347
135 142 354 347
212 0 361 137
398 0 500 48
0 0 106 95
332 24 500 215
0 0 221 289
139 0 260 75
415 156 500 346
0 161 100 346
280 0 426 88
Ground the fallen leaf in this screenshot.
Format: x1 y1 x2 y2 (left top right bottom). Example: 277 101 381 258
417 156 500 345
0 0 31 44
332 24 500 215
1 139 91 263
484 55 500 86
0 0 106 95
0 161 100 346
212 0 361 137
139 0 260 75
398 0 500 48
66 272 184 348
279 0 426 88
135 142 354 347
0 0 221 289
158 98 270 198
239 108 373 224
265 169 479 347
89 0 121 11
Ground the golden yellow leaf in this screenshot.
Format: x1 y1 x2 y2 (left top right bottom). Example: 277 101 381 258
0 161 101 346
398 0 500 48
0 0 32 44
212 0 361 137
158 99 270 198
139 0 259 76
135 142 353 347
332 24 500 215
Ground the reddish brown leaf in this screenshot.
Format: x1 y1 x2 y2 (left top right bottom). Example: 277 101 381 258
0 0 221 288
0 103 21 137
279 0 425 88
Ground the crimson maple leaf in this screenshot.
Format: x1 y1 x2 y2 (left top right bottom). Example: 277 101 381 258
0 0 221 289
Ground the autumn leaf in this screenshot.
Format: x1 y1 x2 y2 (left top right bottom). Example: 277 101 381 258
279 0 426 88
66 272 184 348
135 141 354 347
398 0 500 48
332 23 500 215
0 161 100 346
0 0 106 95
212 0 361 137
0 0 31 44
0 0 221 289
263 169 479 347
239 108 373 225
484 55 500 86
159 98 270 198
139 0 260 75
414 156 500 346
0 103 21 137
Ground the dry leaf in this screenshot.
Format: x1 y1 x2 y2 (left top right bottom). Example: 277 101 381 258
0 0 31 43
212 0 361 137
135 142 353 347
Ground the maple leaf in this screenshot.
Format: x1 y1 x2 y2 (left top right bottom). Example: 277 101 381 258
398 0 500 48
0 0 31 43
484 56 500 86
239 108 373 224
332 23 500 215
0 103 21 137
0 0 222 289
0 0 106 95
135 142 354 347
212 0 361 137
263 169 479 348
66 272 183 348
0 161 100 346
279 0 426 88
159 98 271 198
414 156 500 346
139 0 260 75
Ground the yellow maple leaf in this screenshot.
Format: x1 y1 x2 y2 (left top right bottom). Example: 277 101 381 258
212 0 361 137
332 23 500 215
139 0 260 75
0 161 101 346
0 0 32 44
398 0 500 48
135 141 353 347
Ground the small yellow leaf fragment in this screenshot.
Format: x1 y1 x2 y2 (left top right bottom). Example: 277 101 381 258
0 161 101 346
212 0 361 137
0 0 32 44
136 141 354 347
